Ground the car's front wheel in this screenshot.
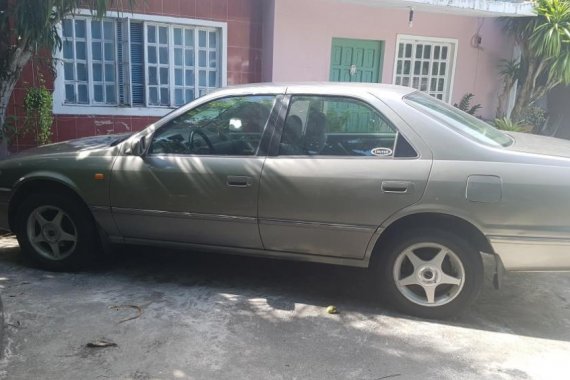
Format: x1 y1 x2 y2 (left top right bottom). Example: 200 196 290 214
15 193 98 270
377 228 483 319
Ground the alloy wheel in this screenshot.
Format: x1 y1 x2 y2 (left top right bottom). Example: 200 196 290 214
26 205 78 261
393 242 465 307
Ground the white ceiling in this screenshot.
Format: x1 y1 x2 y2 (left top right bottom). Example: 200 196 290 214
335 0 535 17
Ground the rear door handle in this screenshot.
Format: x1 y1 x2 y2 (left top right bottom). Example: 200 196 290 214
382 181 412 194
227 176 252 187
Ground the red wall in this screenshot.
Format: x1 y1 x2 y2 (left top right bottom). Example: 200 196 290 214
8 0 264 152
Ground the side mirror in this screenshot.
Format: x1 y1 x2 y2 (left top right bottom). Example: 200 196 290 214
129 135 147 156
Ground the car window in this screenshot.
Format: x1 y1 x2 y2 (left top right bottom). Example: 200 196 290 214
149 95 277 156
279 96 407 157
405 91 513 147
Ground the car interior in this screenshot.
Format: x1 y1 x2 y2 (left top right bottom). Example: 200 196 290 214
279 97 417 158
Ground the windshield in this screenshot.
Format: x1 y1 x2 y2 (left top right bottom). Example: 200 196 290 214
405 92 513 147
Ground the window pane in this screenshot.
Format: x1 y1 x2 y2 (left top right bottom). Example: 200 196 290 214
405 44 412 58
199 51 206 67
149 95 277 156
104 21 114 39
185 69 194 86
78 84 88 103
106 85 116 103
147 26 156 43
416 45 423 58
440 62 447 75
175 69 183 86
160 67 169 84
149 87 158 105
65 85 75 102
76 41 86 60
174 28 183 45
209 71 217 87
199 70 206 86
63 19 73 38
199 30 206 47
148 46 157 64
94 85 103 102
185 29 194 47
424 45 431 59
76 63 87 81
185 49 194 66
64 63 74 80
149 67 158 85
174 48 183 66
209 32 217 48
175 89 184 106
159 47 169 64
160 88 169 105
159 27 168 44
92 21 102 39
104 42 114 60
209 52 217 68
185 89 194 102
105 64 115 81
92 42 102 60
279 96 396 157
63 41 74 59
442 46 448 59
432 62 439 76
93 63 102 81
75 20 86 38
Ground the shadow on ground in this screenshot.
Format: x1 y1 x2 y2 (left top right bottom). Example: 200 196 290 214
0 235 569 379
2 236 569 342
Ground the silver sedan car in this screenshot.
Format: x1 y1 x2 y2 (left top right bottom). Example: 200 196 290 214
1 83 569 318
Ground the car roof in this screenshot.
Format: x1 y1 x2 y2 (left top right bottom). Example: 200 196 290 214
212 82 417 99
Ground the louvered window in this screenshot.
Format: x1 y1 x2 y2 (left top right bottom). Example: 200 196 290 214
59 16 222 108
394 36 457 102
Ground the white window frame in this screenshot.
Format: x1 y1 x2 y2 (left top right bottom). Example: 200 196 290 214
393 34 458 103
53 9 228 117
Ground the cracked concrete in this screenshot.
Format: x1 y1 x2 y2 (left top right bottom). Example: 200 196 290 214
0 234 569 380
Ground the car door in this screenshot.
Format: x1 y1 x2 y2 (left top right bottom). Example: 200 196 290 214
258 92 432 259
110 94 281 249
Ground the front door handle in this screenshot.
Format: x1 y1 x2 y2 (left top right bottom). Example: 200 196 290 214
227 176 252 187
382 181 412 194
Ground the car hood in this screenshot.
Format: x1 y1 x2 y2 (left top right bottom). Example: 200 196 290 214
506 132 570 159
9 133 134 159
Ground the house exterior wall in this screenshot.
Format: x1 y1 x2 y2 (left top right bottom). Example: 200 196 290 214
8 0 264 152
268 0 511 119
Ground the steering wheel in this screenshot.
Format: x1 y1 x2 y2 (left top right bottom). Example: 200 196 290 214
189 129 215 154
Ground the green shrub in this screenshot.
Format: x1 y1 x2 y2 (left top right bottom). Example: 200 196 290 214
454 93 482 116
494 117 524 132
24 75 53 146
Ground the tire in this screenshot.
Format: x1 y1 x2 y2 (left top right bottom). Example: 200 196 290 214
375 228 483 319
15 193 98 271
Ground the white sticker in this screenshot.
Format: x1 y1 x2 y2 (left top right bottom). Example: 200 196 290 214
371 147 393 156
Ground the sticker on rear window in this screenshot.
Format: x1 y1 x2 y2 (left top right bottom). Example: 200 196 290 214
371 147 393 156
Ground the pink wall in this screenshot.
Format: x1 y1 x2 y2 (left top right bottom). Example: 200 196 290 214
269 0 512 119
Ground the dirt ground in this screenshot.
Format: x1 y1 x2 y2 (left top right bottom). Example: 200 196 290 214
0 234 569 380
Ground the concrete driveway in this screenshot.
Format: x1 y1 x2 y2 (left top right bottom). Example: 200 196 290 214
0 233 569 380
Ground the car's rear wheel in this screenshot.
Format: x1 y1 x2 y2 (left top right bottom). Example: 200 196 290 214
15 193 98 271
376 228 483 319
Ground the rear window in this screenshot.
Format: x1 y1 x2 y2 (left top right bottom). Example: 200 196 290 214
405 92 513 147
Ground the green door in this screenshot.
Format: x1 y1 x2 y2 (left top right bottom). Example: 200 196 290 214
329 38 384 83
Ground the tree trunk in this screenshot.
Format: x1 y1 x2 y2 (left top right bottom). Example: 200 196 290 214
0 78 18 158
0 42 32 158
510 60 537 123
